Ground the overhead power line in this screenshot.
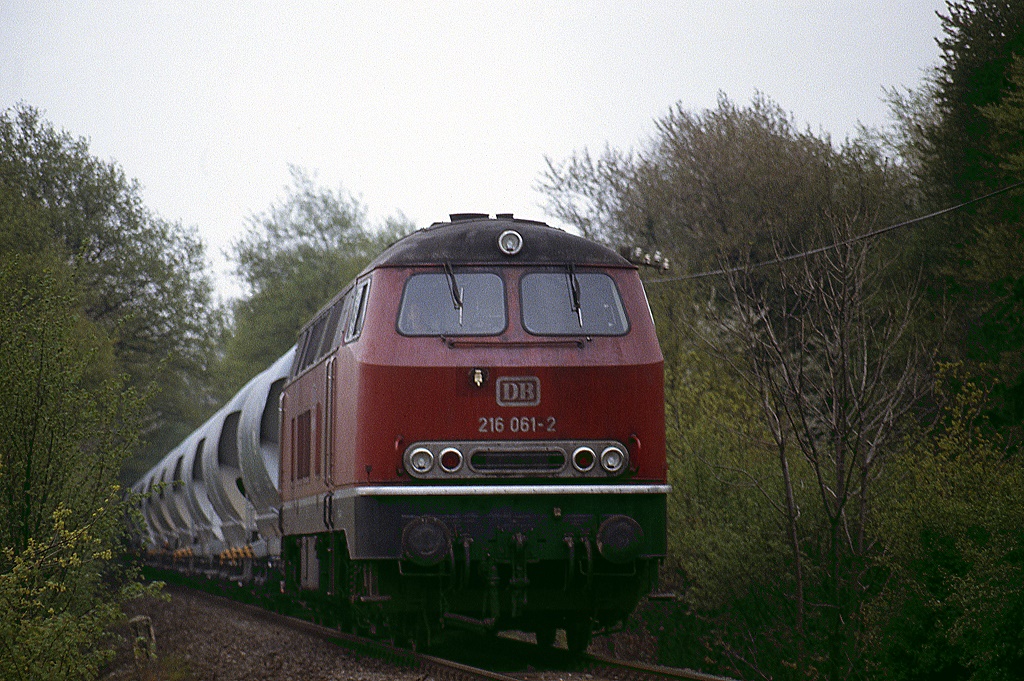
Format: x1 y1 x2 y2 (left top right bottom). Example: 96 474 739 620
643 179 1024 285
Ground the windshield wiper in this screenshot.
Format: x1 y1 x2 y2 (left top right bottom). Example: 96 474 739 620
566 263 583 328
444 262 464 326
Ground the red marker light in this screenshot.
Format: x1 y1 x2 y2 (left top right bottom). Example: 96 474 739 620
440 447 463 472
572 446 596 472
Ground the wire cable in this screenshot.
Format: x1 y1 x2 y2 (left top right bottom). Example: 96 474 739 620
642 179 1024 285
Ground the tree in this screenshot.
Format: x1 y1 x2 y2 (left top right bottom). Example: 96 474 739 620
0 255 148 680
888 3 1024 449
540 93 841 277
541 95 926 679
0 104 223 478
868 367 1024 680
717 197 929 678
972 54 1024 446
652 322 801 679
931 0 1024 199
218 166 413 394
984 55 1024 174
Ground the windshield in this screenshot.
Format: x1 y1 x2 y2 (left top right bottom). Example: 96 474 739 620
397 272 506 336
521 271 629 336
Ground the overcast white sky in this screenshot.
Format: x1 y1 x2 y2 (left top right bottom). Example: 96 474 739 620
2 1 947 298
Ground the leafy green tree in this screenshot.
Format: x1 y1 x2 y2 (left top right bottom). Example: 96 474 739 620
656 329 803 679
850 5 1024 676
218 166 413 394
931 0 1024 198
984 55 1024 174
887 2 1024 449
0 253 149 680
0 104 223 478
973 53 1024 446
542 95 925 679
540 93 845 276
868 366 1024 680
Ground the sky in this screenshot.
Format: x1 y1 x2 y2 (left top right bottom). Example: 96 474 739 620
1 1 948 298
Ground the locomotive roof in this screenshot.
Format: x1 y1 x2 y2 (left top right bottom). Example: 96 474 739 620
362 214 634 271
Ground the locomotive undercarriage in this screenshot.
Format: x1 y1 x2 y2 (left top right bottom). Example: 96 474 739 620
282 490 667 652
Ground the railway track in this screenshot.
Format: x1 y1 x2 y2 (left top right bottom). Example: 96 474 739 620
163 583 735 681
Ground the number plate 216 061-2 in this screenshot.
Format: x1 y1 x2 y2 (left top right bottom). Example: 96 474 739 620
478 416 557 434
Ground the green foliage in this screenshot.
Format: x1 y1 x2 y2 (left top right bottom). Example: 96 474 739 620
653 289 788 615
545 95 924 679
0 256 152 680
982 55 1024 176
932 0 1024 197
869 366 1024 680
973 54 1024 446
0 103 223 480
0 507 151 681
890 3 1024 450
660 338 807 679
0 265 133 551
537 9 1024 675
217 166 413 395
541 93 844 274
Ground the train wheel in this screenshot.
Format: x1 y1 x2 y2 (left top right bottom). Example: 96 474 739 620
535 624 556 649
565 618 592 655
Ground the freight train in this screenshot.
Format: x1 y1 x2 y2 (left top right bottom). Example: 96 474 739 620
134 213 668 653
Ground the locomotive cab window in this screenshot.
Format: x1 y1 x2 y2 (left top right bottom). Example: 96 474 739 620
319 297 344 354
398 272 506 336
521 271 629 336
296 314 328 371
344 277 371 344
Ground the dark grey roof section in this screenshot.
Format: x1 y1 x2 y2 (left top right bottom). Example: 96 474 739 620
361 215 634 272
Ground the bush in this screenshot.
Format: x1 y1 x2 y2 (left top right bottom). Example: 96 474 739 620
0 255 148 680
868 367 1024 680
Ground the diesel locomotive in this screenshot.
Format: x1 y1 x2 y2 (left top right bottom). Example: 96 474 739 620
134 214 668 652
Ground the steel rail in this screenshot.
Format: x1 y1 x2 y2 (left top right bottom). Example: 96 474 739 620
493 630 738 681
581 651 737 681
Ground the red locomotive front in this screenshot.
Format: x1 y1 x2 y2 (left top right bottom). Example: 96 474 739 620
279 215 667 650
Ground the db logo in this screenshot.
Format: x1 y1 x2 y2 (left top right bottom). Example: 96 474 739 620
496 376 541 407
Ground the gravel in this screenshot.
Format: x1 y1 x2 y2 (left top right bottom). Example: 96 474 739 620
100 587 426 681
99 584 661 681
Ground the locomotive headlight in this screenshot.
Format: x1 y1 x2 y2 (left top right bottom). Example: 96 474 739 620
572 446 596 473
497 229 523 256
409 447 434 474
402 516 451 567
597 514 644 563
600 445 627 474
439 447 463 473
